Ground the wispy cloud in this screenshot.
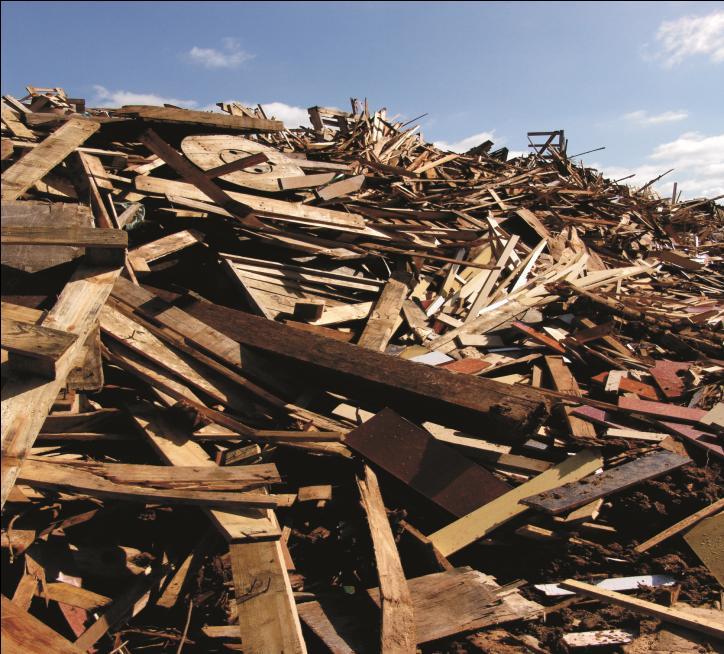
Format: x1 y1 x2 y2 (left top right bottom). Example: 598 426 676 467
623 109 688 125
186 37 254 69
648 10 724 67
92 85 197 108
597 131 724 199
433 131 497 153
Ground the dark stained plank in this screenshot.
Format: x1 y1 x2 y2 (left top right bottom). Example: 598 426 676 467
115 105 284 132
2 318 78 378
152 291 549 440
522 450 691 515
345 409 510 517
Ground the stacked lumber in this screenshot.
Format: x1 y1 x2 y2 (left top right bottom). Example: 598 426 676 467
2 85 722 653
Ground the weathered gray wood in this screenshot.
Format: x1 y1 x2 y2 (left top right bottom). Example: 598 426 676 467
522 451 691 515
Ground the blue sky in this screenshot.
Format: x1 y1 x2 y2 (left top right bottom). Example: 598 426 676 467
2 1 723 198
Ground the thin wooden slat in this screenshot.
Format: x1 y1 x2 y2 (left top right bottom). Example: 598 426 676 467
559 579 724 640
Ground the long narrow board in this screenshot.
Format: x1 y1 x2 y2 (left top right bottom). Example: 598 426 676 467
428 449 602 557
1 118 100 201
149 290 549 439
522 450 691 515
115 105 284 132
345 408 510 517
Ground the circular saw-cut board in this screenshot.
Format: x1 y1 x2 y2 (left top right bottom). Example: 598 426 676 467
181 135 303 192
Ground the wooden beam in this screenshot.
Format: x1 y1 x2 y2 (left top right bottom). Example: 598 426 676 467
358 278 408 351
559 579 724 640
115 105 284 132
0 225 126 248
357 465 416 654
545 356 598 439
1 264 121 507
428 449 602 557
127 228 203 271
1 318 78 378
1 118 99 201
148 290 549 439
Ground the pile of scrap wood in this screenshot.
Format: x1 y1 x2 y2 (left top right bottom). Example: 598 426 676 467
1 86 723 653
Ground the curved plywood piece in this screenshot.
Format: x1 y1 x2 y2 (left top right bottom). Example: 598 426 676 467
182 135 303 191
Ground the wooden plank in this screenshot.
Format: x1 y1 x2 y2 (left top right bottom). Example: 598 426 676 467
316 174 365 201
545 356 598 439
618 396 706 425
346 409 509 516
1 318 78 378
428 449 602 557
115 105 283 132
128 228 203 271
522 450 691 515
129 405 307 653
635 498 724 553
18 458 279 509
1 594 85 654
562 629 634 648
683 512 724 586
278 172 336 190
0 225 127 249
1 264 122 508
357 465 415 654
162 292 549 439
1 118 99 201
558 579 724 640
357 278 408 351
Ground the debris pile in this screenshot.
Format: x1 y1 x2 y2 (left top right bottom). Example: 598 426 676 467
1 86 723 653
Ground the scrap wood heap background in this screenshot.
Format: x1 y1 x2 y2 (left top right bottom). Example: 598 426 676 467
1 87 723 653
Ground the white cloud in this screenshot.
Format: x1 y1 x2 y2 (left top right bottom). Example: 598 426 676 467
651 10 724 66
92 85 197 108
597 131 724 199
187 37 254 69
623 109 689 125
257 102 310 128
433 131 497 153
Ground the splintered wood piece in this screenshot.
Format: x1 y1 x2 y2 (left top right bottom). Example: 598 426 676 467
545 356 598 439
18 458 279 509
115 105 284 131
683 512 723 586
562 629 635 648
357 465 415 654
1 595 85 654
345 408 510 517
2 318 78 378
1 118 100 201
522 450 691 515
428 448 602 557
1 264 122 508
649 360 690 400
127 229 203 270
559 579 724 640
358 278 408 351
